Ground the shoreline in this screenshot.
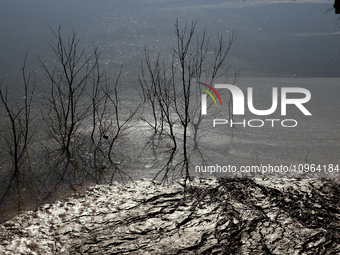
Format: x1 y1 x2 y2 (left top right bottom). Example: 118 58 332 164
1 177 340 254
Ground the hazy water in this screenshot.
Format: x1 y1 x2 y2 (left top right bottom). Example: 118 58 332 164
1 0 339 179
123 78 340 179
189 78 340 179
1 0 340 86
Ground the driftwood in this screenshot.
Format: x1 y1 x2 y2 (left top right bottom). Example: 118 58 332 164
0 178 340 254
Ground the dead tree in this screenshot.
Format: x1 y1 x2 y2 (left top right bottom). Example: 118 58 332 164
0 53 36 212
39 26 104 188
40 26 138 189
140 20 237 183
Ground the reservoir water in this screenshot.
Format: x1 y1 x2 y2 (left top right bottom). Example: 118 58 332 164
0 0 339 180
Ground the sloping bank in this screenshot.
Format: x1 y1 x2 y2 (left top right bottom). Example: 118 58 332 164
0 178 340 254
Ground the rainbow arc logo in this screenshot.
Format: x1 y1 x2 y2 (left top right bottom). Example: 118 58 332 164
197 82 222 106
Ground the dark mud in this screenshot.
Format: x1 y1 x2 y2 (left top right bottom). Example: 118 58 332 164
0 178 340 254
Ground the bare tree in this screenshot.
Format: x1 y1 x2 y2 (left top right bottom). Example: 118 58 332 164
139 50 178 182
139 51 167 136
39 26 99 188
89 68 140 184
140 20 237 183
39 26 139 191
0 53 36 212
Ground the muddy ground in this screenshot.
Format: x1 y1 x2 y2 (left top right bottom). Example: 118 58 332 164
0 178 340 254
